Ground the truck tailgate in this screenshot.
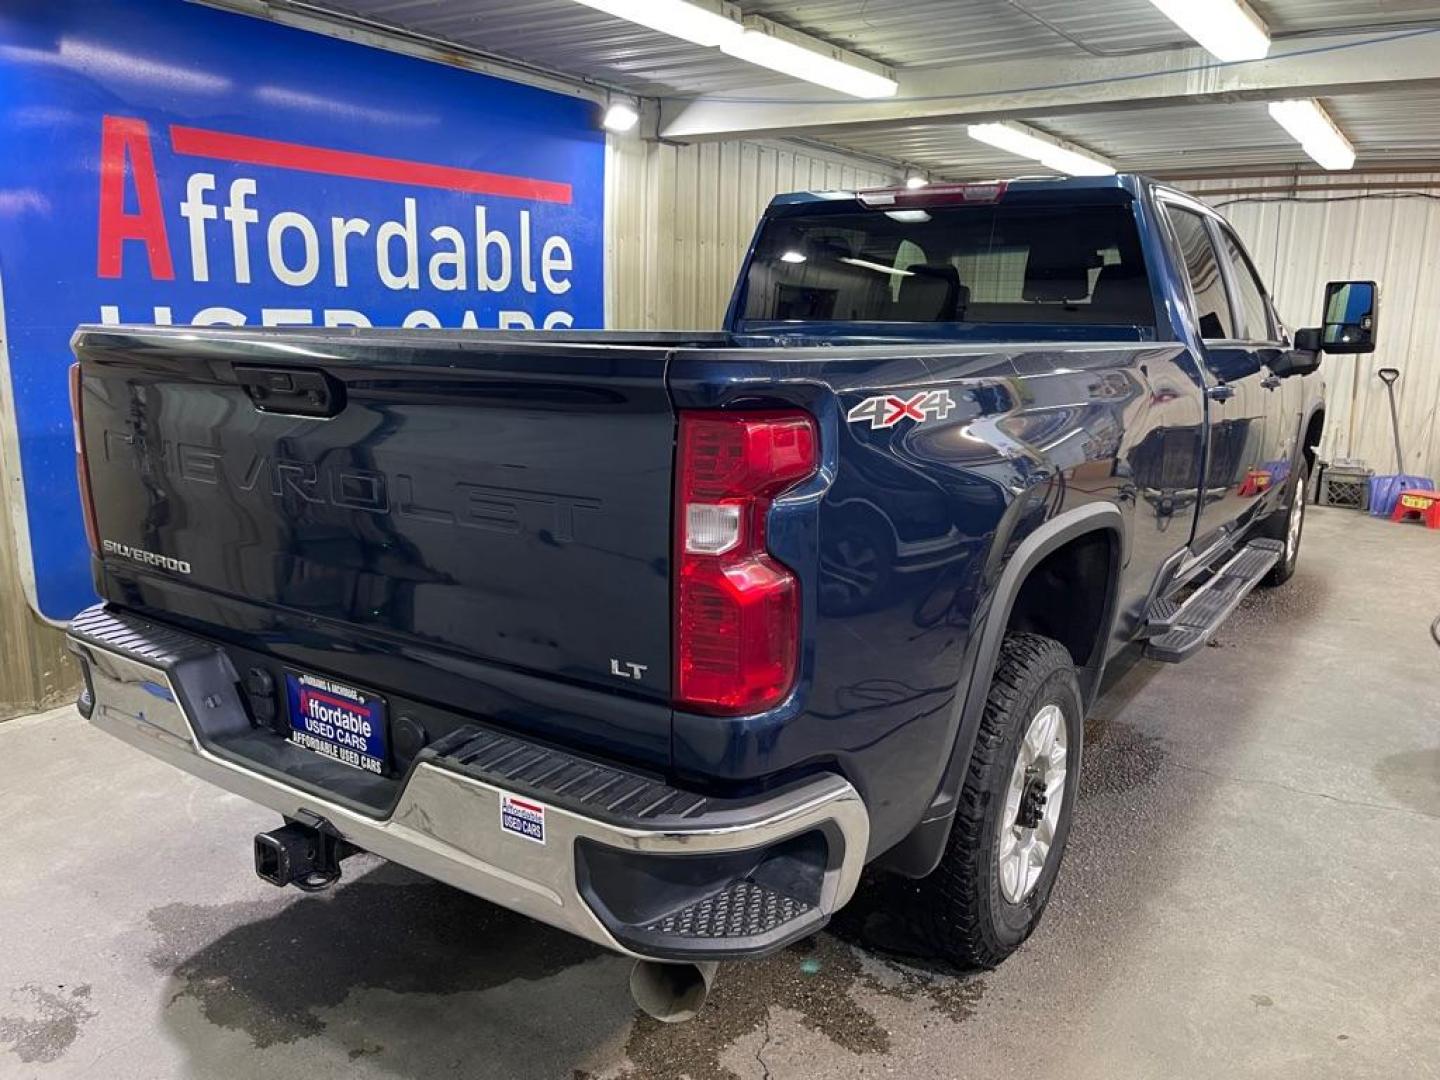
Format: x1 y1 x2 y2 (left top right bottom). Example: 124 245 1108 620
72 327 676 759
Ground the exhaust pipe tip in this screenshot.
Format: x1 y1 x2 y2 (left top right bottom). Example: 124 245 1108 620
629 960 718 1023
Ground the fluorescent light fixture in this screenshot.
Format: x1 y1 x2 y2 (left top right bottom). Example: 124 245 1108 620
840 257 912 277
569 0 741 48
1040 144 1117 177
1268 99 1356 170
905 172 929 190
722 20 898 99
967 122 1116 176
1145 0 1270 61
780 250 807 263
567 2 895 98
602 100 640 132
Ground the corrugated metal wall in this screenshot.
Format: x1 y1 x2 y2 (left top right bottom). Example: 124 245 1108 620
0 426 72 719
605 135 893 330
1196 176 1440 483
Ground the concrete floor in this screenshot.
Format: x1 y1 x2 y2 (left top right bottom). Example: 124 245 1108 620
2 506 1438 1080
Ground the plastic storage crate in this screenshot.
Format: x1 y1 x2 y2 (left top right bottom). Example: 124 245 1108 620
1319 465 1372 510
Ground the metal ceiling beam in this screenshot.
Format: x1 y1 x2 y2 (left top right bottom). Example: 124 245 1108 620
660 27 1440 142
1151 160 1440 181
198 0 616 106
1192 178 1440 196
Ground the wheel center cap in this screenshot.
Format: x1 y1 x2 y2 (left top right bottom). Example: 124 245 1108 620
1016 769 1048 829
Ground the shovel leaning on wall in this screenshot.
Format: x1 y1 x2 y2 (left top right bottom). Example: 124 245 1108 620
1368 367 1435 516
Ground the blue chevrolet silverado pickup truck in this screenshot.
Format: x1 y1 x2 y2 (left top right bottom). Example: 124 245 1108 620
66 174 1376 1019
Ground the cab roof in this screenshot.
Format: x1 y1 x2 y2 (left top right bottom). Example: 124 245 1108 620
767 172 1154 209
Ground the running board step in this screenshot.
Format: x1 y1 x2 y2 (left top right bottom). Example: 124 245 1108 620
1143 539 1283 663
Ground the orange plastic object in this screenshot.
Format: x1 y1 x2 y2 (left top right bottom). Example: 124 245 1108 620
1390 488 1440 529
1238 469 1271 498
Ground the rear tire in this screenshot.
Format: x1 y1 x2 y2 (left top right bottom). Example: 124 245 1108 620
1260 461 1309 588
905 632 1082 968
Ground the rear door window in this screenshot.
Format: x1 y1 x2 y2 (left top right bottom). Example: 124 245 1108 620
1216 228 1276 342
1163 206 1234 341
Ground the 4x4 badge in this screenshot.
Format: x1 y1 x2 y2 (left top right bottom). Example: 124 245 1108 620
846 389 957 430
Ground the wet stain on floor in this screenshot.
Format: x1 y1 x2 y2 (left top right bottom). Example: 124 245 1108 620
148 857 987 1078
1373 748 1440 817
0 984 95 1064
584 931 985 1080
146 862 602 1048
1080 718 1167 797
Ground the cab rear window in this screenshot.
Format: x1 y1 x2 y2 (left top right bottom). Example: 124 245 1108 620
740 200 1153 328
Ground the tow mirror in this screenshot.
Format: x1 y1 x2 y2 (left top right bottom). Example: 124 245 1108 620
1314 280 1378 354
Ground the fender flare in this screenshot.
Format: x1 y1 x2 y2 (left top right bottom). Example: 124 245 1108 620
1297 400 1326 473
878 502 1127 877
1271 401 1324 517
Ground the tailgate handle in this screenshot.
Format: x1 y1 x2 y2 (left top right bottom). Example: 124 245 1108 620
235 365 344 418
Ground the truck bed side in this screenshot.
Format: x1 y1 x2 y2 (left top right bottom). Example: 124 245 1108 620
665 339 1204 852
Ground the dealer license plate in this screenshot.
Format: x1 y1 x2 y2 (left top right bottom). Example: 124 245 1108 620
285 670 388 774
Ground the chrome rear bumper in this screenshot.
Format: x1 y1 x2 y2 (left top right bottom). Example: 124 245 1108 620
66 605 868 961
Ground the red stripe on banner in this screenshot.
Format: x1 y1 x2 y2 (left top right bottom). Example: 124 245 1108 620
169 124 573 204
508 798 544 814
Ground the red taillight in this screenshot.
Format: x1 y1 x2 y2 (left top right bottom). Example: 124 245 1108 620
69 363 100 556
675 410 817 715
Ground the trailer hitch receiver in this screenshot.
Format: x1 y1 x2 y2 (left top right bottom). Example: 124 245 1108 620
254 813 356 891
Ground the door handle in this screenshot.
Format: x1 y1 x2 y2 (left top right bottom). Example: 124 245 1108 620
235 365 345 418
1205 383 1235 403
1261 374 1282 390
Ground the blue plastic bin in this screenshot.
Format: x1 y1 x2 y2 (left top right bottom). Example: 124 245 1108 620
1369 474 1436 517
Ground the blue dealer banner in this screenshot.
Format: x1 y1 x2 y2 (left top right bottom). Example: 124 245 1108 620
0 0 606 620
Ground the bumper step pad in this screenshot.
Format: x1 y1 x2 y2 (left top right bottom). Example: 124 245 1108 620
643 879 813 940
1143 539 1283 663
70 604 217 667
432 726 712 826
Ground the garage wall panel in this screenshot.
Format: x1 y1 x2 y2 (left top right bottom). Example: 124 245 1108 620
0 408 70 718
1197 177 1440 484
607 136 893 329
